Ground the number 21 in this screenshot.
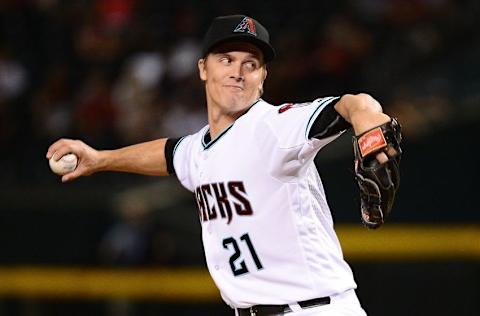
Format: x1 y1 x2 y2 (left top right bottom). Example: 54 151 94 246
222 233 263 276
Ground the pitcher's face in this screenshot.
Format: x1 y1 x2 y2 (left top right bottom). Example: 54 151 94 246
198 42 267 113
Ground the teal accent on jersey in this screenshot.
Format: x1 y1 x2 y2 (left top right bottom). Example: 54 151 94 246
201 99 262 150
173 136 186 158
202 124 234 150
305 96 339 139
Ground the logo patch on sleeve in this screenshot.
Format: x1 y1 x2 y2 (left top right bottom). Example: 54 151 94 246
278 103 293 113
278 102 311 114
358 127 387 157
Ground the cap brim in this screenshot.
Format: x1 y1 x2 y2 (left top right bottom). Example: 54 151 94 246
204 34 275 63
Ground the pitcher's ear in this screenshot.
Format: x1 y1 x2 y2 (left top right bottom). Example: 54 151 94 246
198 58 207 81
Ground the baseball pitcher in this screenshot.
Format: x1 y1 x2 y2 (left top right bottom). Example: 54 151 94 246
47 15 402 316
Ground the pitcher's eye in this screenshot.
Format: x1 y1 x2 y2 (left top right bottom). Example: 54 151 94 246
219 57 231 65
244 61 258 70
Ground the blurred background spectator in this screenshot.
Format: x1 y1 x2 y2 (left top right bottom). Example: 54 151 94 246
0 0 478 315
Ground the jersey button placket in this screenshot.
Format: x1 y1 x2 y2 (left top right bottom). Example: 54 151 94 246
199 151 208 179
199 151 208 178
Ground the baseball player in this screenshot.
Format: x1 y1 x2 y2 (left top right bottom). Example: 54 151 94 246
47 15 401 316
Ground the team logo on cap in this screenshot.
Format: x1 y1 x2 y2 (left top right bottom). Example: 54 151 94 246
234 17 257 36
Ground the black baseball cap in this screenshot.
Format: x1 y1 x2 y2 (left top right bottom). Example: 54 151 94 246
202 15 275 63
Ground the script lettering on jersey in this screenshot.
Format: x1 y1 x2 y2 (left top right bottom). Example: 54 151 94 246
194 181 253 224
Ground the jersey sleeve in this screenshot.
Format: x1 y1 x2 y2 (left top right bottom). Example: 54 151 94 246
165 137 182 175
308 99 351 140
259 97 348 181
171 135 195 192
266 96 345 150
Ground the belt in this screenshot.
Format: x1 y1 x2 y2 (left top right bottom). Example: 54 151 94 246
236 296 331 316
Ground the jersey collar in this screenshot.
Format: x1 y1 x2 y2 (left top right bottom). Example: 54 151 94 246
202 98 262 150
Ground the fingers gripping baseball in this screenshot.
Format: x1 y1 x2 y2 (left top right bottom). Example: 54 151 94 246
46 139 100 182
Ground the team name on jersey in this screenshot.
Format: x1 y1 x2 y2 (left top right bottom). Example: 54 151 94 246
194 181 253 224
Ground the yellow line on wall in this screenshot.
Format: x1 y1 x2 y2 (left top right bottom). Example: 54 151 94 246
0 267 220 301
0 224 478 300
337 224 480 261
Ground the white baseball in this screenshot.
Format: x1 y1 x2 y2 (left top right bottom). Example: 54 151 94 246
49 153 78 175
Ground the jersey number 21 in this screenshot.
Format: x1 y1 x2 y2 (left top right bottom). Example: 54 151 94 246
222 233 263 276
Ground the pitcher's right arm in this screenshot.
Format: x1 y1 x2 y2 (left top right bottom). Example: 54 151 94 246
46 138 170 182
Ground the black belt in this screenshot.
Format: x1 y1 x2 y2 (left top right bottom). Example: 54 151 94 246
236 296 331 316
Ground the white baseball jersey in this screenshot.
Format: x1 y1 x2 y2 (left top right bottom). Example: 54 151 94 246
172 97 357 308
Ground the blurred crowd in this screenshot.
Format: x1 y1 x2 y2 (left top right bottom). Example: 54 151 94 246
0 0 479 186
0 0 479 276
